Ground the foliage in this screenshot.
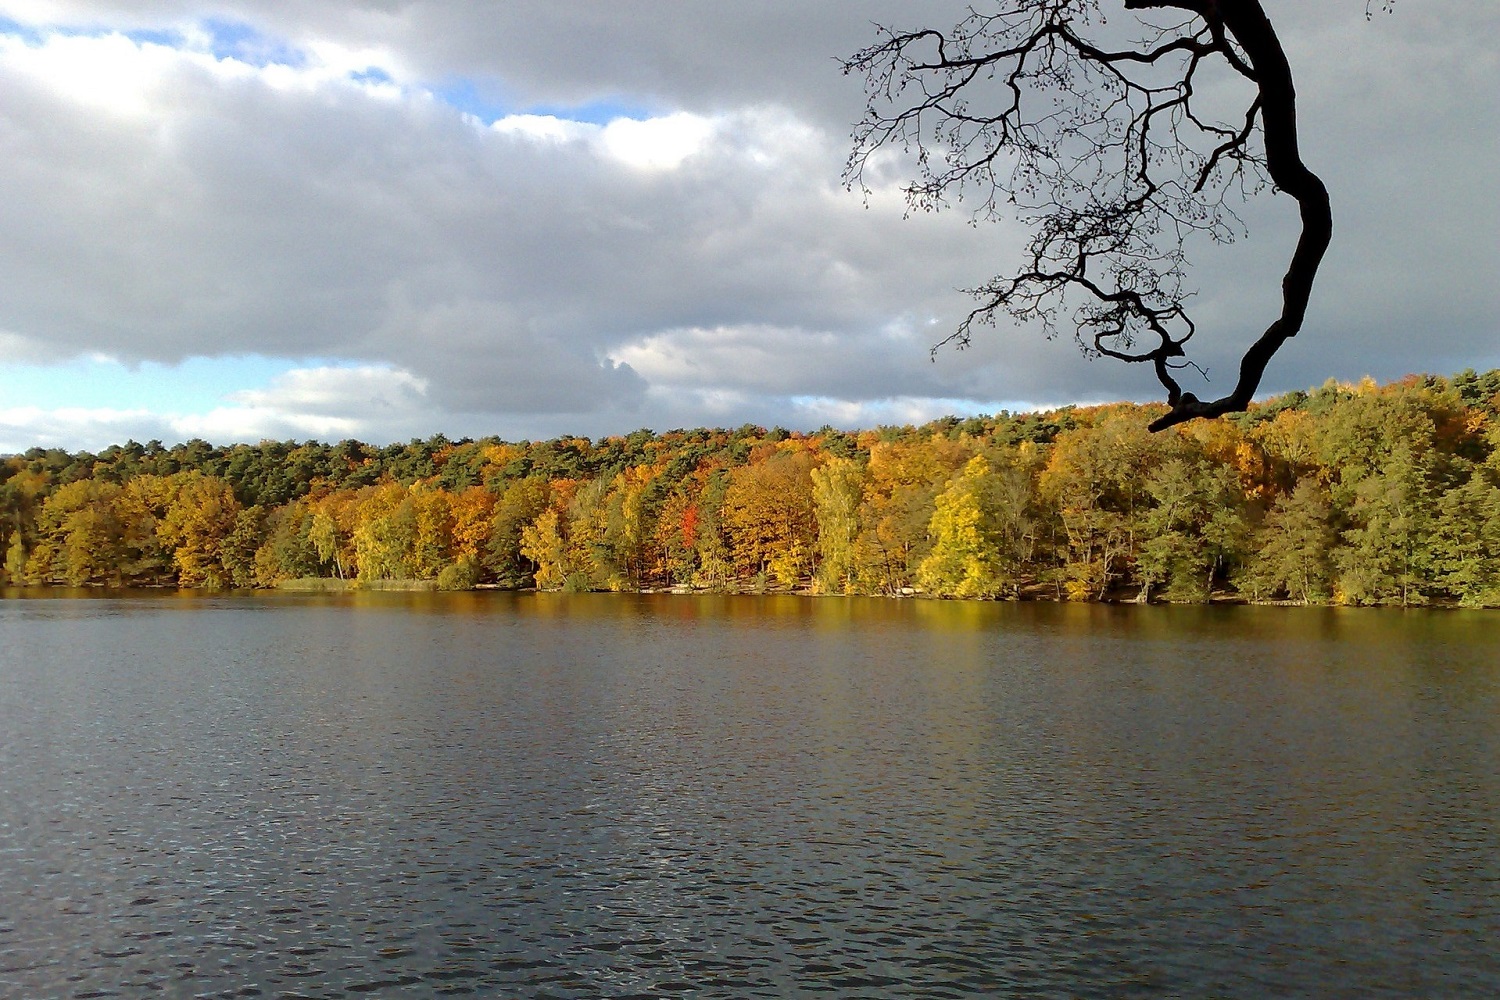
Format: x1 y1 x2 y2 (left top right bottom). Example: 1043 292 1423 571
4 371 1500 606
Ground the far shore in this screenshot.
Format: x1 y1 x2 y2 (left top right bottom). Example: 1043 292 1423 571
1 579 1486 610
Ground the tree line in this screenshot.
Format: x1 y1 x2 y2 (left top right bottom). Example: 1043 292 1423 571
4 370 1500 607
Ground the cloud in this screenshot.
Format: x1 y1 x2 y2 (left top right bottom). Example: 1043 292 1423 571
0 406 168 453
227 364 426 415
492 112 719 171
0 364 439 452
0 2 1494 451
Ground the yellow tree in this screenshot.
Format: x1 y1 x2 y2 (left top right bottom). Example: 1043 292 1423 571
409 485 455 580
605 464 660 588
449 486 497 565
308 509 345 578
1 463 47 583
811 456 865 594
158 472 242 589
519 508 568 590
1039 410 1162 600
918 456 1007 598
1249 405 1321 494
113 474 175 583
853 437 974 594
27 480 124 586
352 481 416 581
308 490 360 579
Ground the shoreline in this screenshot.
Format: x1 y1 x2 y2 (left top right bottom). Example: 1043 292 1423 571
1 580 1488 610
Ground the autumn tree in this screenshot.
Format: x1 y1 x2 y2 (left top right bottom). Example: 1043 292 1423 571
519 507 568 590
487 477 552 587
853 438 974 594
157 472 242 589
604 465 662 589
3 528 24 584
721 451 820 587
811 456 866 594
113 475 175 583
352 481 417 582
918 456 1009 598
26 480 124 586
1039 411 1160 599
845 1 1362 430
652 487 702 586
408 485 455 580
222 506 268 588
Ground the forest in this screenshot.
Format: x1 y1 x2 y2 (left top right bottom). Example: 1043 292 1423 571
4 370 1500 607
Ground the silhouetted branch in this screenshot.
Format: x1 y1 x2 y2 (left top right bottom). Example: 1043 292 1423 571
844 0 1343 431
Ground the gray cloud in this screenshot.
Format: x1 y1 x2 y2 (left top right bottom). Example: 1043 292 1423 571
0 1 1494 448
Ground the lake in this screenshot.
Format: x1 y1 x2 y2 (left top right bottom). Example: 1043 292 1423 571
2 591 1498 998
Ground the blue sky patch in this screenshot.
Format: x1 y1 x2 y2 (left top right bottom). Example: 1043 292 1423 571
200 17 305 68
431 76 656 127
2 355 320 414
350 66 394 86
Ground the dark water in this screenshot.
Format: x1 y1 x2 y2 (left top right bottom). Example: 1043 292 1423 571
2 592 1498 998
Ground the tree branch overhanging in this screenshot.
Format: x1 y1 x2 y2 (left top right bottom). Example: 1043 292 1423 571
843 0 1339 432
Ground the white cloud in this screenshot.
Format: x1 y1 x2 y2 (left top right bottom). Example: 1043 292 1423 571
228 364 428 415
492 110 719 170
1 406 158 453
600 112 715 170
491 113 591 144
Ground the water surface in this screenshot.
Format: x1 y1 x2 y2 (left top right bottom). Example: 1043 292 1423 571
2 592 1498 997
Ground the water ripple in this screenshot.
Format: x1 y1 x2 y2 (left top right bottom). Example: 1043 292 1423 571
3 595 1500 997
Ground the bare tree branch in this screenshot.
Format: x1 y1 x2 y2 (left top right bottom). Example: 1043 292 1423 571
843 0 1354 431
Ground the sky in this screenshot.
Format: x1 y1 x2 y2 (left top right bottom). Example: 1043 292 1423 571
0 1 1496 452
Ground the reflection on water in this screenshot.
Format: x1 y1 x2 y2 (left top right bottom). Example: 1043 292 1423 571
2 592 1499 997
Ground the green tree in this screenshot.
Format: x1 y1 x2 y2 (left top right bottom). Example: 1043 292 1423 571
253 501 320 586
565 476 621 590
1244 480 1336 604
1334 443 1434 606
1428 472 1500 607
1137 458 1250 602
